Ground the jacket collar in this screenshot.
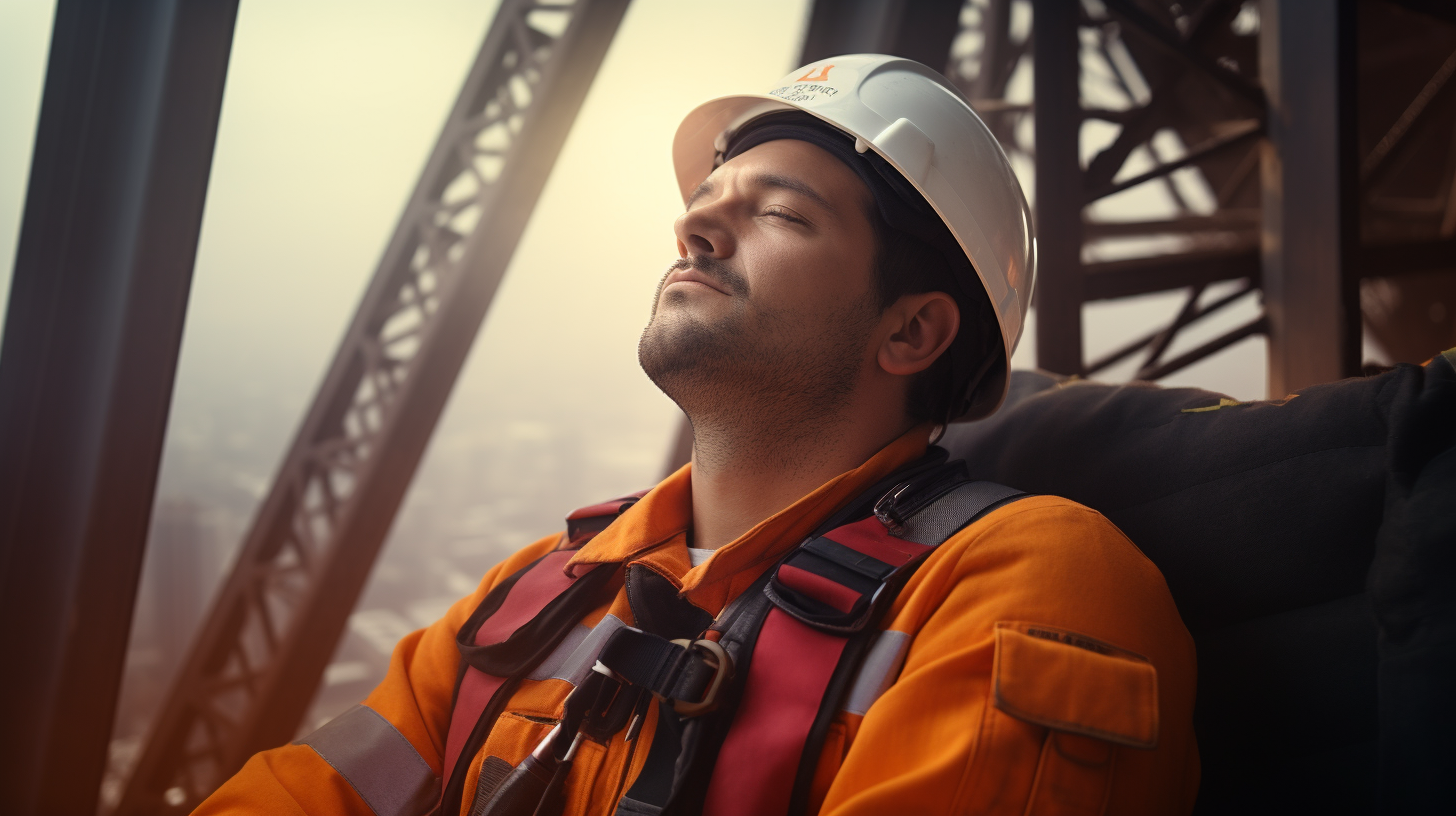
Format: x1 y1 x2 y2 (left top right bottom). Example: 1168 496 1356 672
567 424 933 613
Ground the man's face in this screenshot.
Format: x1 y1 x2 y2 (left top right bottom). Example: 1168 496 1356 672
638 138 882 425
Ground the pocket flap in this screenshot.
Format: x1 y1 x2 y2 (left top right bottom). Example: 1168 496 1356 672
992 622 1159 749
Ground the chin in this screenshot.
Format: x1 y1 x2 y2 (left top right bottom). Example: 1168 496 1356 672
639 309 733 396
655 287 723 317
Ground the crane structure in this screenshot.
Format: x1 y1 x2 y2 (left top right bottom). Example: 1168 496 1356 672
114 1 631 812
953 0 1456 392
1032 0 1267 384
2 1 1453 814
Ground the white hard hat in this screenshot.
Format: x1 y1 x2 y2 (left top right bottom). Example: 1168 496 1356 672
672 54 1036 420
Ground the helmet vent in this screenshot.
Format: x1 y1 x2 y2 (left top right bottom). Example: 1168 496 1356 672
872 118 935 185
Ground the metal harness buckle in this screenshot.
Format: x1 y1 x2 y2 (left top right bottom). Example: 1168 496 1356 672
873 481 915 534
668 638 733 717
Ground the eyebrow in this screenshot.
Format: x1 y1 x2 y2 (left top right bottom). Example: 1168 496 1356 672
686 172 838 215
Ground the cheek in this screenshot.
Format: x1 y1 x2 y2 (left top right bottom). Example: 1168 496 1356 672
743 232 875 307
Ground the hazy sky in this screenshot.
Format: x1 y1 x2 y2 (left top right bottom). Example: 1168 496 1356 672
0 0 1275 515
0 0 817 504
0 0 52 326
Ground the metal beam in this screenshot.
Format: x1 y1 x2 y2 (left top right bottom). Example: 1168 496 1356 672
1360 48 1456 184
115 1 632 812
1082 0 1258 197
1084 247 1260 301
1082 211 1261 238
1102 0 1267 107
0 2 238 814
798 0 964 67
1260 0 1360 395
1086 282 1258 375
1356 237 1456 278
1138 314 1269 380
1032 0 1086 375
1085 119 1263 203
1387 0 1456 27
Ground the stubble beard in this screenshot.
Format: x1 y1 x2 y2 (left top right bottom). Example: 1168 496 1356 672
638 266 878 474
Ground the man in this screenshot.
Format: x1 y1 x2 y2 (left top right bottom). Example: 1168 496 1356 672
197 55 1197 816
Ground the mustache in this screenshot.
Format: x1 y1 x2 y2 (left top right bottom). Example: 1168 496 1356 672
666 255 749 297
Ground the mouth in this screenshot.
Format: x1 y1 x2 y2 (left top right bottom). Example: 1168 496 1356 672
663 263 731 296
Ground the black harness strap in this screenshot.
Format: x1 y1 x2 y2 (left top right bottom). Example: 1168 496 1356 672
613 571 778 816
597 631 719 704
893 480 1025 545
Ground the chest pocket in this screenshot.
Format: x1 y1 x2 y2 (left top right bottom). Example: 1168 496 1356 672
992 621 1159 816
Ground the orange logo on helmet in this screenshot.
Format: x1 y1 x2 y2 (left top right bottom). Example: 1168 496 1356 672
795 64 833 82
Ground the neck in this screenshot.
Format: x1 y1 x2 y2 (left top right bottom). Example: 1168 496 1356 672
685 403 918 552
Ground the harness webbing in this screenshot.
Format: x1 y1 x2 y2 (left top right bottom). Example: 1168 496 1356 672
597 633 719 703
443 493 644 812
704 518 935 816
609 472 1027 816
705 610 847 816
442 550 578 804
443 461 1026 816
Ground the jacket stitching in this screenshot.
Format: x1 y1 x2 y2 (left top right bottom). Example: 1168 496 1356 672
991 631 1158 750
989 693 1157 750
949 675 999 812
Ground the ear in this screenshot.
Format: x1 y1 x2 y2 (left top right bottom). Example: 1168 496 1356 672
876 292 960 376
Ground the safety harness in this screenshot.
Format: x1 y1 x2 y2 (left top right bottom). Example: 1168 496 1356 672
438 451 1026 816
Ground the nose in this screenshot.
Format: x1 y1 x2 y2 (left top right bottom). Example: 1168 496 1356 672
673 198 736 260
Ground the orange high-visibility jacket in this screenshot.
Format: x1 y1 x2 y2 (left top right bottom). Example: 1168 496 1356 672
196 427 1199 815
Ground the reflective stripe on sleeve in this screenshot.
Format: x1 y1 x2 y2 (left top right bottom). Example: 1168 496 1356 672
526 613 627 687
841 630 911 716
297 704 438 816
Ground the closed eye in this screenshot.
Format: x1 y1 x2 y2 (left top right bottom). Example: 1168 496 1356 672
763 206 807 225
